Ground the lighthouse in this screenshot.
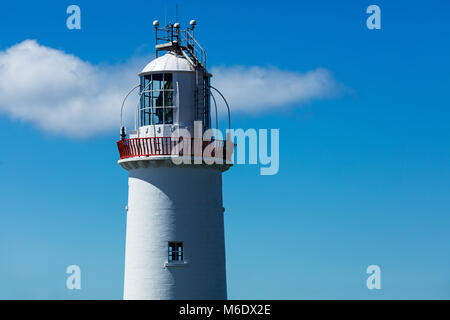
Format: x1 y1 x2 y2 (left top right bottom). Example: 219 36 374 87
116 20 232 300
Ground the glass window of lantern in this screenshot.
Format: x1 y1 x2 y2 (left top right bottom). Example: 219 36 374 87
140 73 174 126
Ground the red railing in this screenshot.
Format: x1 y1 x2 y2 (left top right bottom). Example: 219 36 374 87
117 137 228 160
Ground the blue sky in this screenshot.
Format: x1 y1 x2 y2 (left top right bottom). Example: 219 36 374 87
0 0 449 299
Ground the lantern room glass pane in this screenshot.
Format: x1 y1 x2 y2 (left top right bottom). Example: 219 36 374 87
153 90 163 107
163 73 173 89
154 108 163 124
152 73 163 90
139 73 175 126
143 75 151 90
164 90 173 107
164 107 173 124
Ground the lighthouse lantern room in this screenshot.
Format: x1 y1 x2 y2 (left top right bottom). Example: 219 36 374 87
116 20 231 300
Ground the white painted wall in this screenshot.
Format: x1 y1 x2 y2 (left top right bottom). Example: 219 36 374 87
123 164 227 300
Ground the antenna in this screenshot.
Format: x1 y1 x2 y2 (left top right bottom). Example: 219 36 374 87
153 18 206 69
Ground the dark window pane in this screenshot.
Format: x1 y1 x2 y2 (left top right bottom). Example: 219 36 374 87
164 107 173 124
153 90 163 107
144 75 152 90
163 73 173 89
142 110 147 126
152 73 163 90
164 90 173 107
154 108 163 125
144 93 150 109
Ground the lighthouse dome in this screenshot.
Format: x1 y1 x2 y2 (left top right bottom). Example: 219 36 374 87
139 51 195 75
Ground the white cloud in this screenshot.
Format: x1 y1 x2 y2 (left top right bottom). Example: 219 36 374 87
0 40 146 138
211 65 342 114
0 40 343 138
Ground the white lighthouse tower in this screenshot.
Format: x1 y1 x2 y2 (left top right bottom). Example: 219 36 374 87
117 20 232 300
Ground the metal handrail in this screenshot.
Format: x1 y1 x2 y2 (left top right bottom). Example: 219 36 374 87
154 24 206 68
117 137 228 161
119 81 154 134
135 80 153 131
120 84 141 128
185 30 206 68
210 91 219 132
210 86 231 131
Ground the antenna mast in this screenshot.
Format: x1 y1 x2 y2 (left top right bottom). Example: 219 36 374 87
153 19 206 70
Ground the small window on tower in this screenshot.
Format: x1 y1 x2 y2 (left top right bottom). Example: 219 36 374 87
168 242 183 262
